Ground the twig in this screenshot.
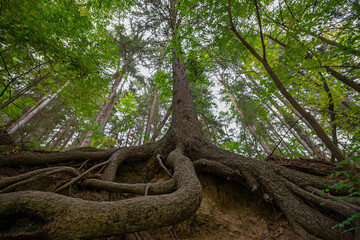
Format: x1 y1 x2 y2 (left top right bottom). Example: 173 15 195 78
55 160 110 193
145 184 150 196
253 0 267 62
78 159 90 171
269 117 303 157
156 154 172 177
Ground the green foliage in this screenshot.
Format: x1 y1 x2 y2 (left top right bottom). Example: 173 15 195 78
322 155 360 232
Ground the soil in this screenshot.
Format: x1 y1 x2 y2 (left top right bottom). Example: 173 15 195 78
175 174 300 240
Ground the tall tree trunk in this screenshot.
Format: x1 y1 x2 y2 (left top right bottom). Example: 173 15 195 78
50 115 76 150
80 72 125 147
269 105 314 157
0 72 52 110
144 90 158 143
150 103 173 143
320 74 338 161
125 127 132 147
227 3 345 161
61 131 74 150
242 76 318 157
45 127 62 149
218 71 272 155
7 81 68 135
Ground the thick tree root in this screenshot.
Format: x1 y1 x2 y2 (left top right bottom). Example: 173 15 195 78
0 149 114 166
102 144 156 182
81 178 176 195
0 167 79 193
191 143 358 240
0 147 202 239
0 135 358 240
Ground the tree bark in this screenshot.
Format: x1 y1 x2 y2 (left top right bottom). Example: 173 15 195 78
150 103 173 143
144 90 158 142
7 81 69 135
80 72 125 147
0 72 52 110
50 114 76 150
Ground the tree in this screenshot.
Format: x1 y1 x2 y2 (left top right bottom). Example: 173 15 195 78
0 0 359 239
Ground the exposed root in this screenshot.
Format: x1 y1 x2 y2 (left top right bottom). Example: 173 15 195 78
55 160 110 193
306 186 360 212
103 144 156 182
157 154 172 177
81 178 176 195
0 147 202 239
191 143 359 240
0 167 79 193
0 149 114 167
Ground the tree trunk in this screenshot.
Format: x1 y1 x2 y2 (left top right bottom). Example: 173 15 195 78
7 81 69 135
80 72 124 147
150 103 173 143
227 4 345 161
218 71 272 155
268 104 314 157
0 72 52 110
243 75 325 158
61 131 75 150
50 114 76 150
144 90 158 142
265 119 298 158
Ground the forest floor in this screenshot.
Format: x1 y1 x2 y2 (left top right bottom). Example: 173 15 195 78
1 146 332 240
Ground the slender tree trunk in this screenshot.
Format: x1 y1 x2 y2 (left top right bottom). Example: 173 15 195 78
218 71 272 155
144 90 158 142
242 76 317 157
7 81 68 135
125 127 132 147
228 4 345 161
150 103 173 143
269 105 314 157
46 127 62 149
200 115 212 141
61 131 74 150
37 127 51 142
50 115 76 150
0 72 52 110
80 72 124 147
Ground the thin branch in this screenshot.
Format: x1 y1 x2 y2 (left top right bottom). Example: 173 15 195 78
253 0 267 62
269 117 302 157
55 160 110 193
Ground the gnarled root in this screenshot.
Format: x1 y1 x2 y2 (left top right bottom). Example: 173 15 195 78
192 143 359 240
0 147 202 239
